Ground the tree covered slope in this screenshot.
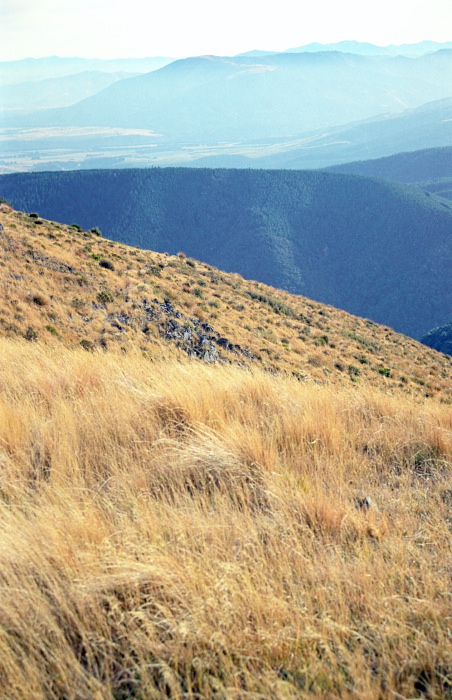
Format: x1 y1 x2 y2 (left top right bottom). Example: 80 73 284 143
421 322 452 356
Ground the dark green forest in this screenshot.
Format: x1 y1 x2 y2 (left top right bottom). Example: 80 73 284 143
1 167 451 340
421 321 452 355
326 146 452 200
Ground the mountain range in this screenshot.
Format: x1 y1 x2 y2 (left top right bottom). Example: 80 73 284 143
8 51 452 141
0 56 174 86
1 39 452 700
1 167 451 341
2 49 451 174
183 99 452 171
0 71 137 112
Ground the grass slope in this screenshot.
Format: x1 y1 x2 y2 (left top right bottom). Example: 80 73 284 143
0 205 451 401
0 340 450 698
1 167 452 340
0 207 451 698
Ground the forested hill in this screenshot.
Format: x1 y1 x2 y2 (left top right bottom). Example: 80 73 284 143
1 167 451 340
421 322 452 356
326 146 452 183
325 146 452 200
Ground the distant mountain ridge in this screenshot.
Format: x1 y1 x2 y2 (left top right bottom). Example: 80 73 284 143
284 40 452 55
323 145 452 200
0 71 136 111
235 40 452 57
183 99 452 171
1 167 451 340
326 146 452 183
0 56 174 86
6 51 452 146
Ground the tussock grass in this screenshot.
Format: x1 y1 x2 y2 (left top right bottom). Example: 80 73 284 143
0 338 451 698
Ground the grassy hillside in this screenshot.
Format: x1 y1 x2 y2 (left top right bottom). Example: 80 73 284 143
0 204 451 400
1 167 452 340
0 207 451 698
0 339 450 699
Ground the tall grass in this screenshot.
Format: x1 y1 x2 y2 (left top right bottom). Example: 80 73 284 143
0 338 450 698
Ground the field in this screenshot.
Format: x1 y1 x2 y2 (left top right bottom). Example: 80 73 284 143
0 340 451 698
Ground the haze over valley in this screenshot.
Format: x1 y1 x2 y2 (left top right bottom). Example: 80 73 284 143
1 43 452 173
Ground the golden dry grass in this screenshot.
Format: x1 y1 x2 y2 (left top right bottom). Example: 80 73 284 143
0 338 450 698
1 207 451 402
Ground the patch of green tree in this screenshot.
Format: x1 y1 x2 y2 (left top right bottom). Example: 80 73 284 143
421 322 452 355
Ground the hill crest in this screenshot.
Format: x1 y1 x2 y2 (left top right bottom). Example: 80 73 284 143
0 205 450 403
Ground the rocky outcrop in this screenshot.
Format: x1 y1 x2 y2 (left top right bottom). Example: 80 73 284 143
139 298 255 363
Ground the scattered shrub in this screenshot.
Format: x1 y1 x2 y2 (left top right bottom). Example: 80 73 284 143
315 334 329 346
80 339 94 351
90 227 102 236
348 365 361 377
30 293 48 307
97 291 114 304
71 298 85 310
99 259 115 271
45 325 58 336
378 367 392 377
24 327 38 341
246 291 295 317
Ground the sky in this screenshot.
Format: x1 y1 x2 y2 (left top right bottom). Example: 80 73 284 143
0 0 451 61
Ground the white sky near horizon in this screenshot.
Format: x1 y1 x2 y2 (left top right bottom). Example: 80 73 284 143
0 0 451 61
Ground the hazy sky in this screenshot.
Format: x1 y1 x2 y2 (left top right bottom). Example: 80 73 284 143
1 0 451 60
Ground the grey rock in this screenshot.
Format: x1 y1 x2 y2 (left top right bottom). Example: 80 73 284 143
355 496 375 510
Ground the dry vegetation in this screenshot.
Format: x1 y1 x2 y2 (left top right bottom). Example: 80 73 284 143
0 205 451 698
0 340 450 699
0 206 451 401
